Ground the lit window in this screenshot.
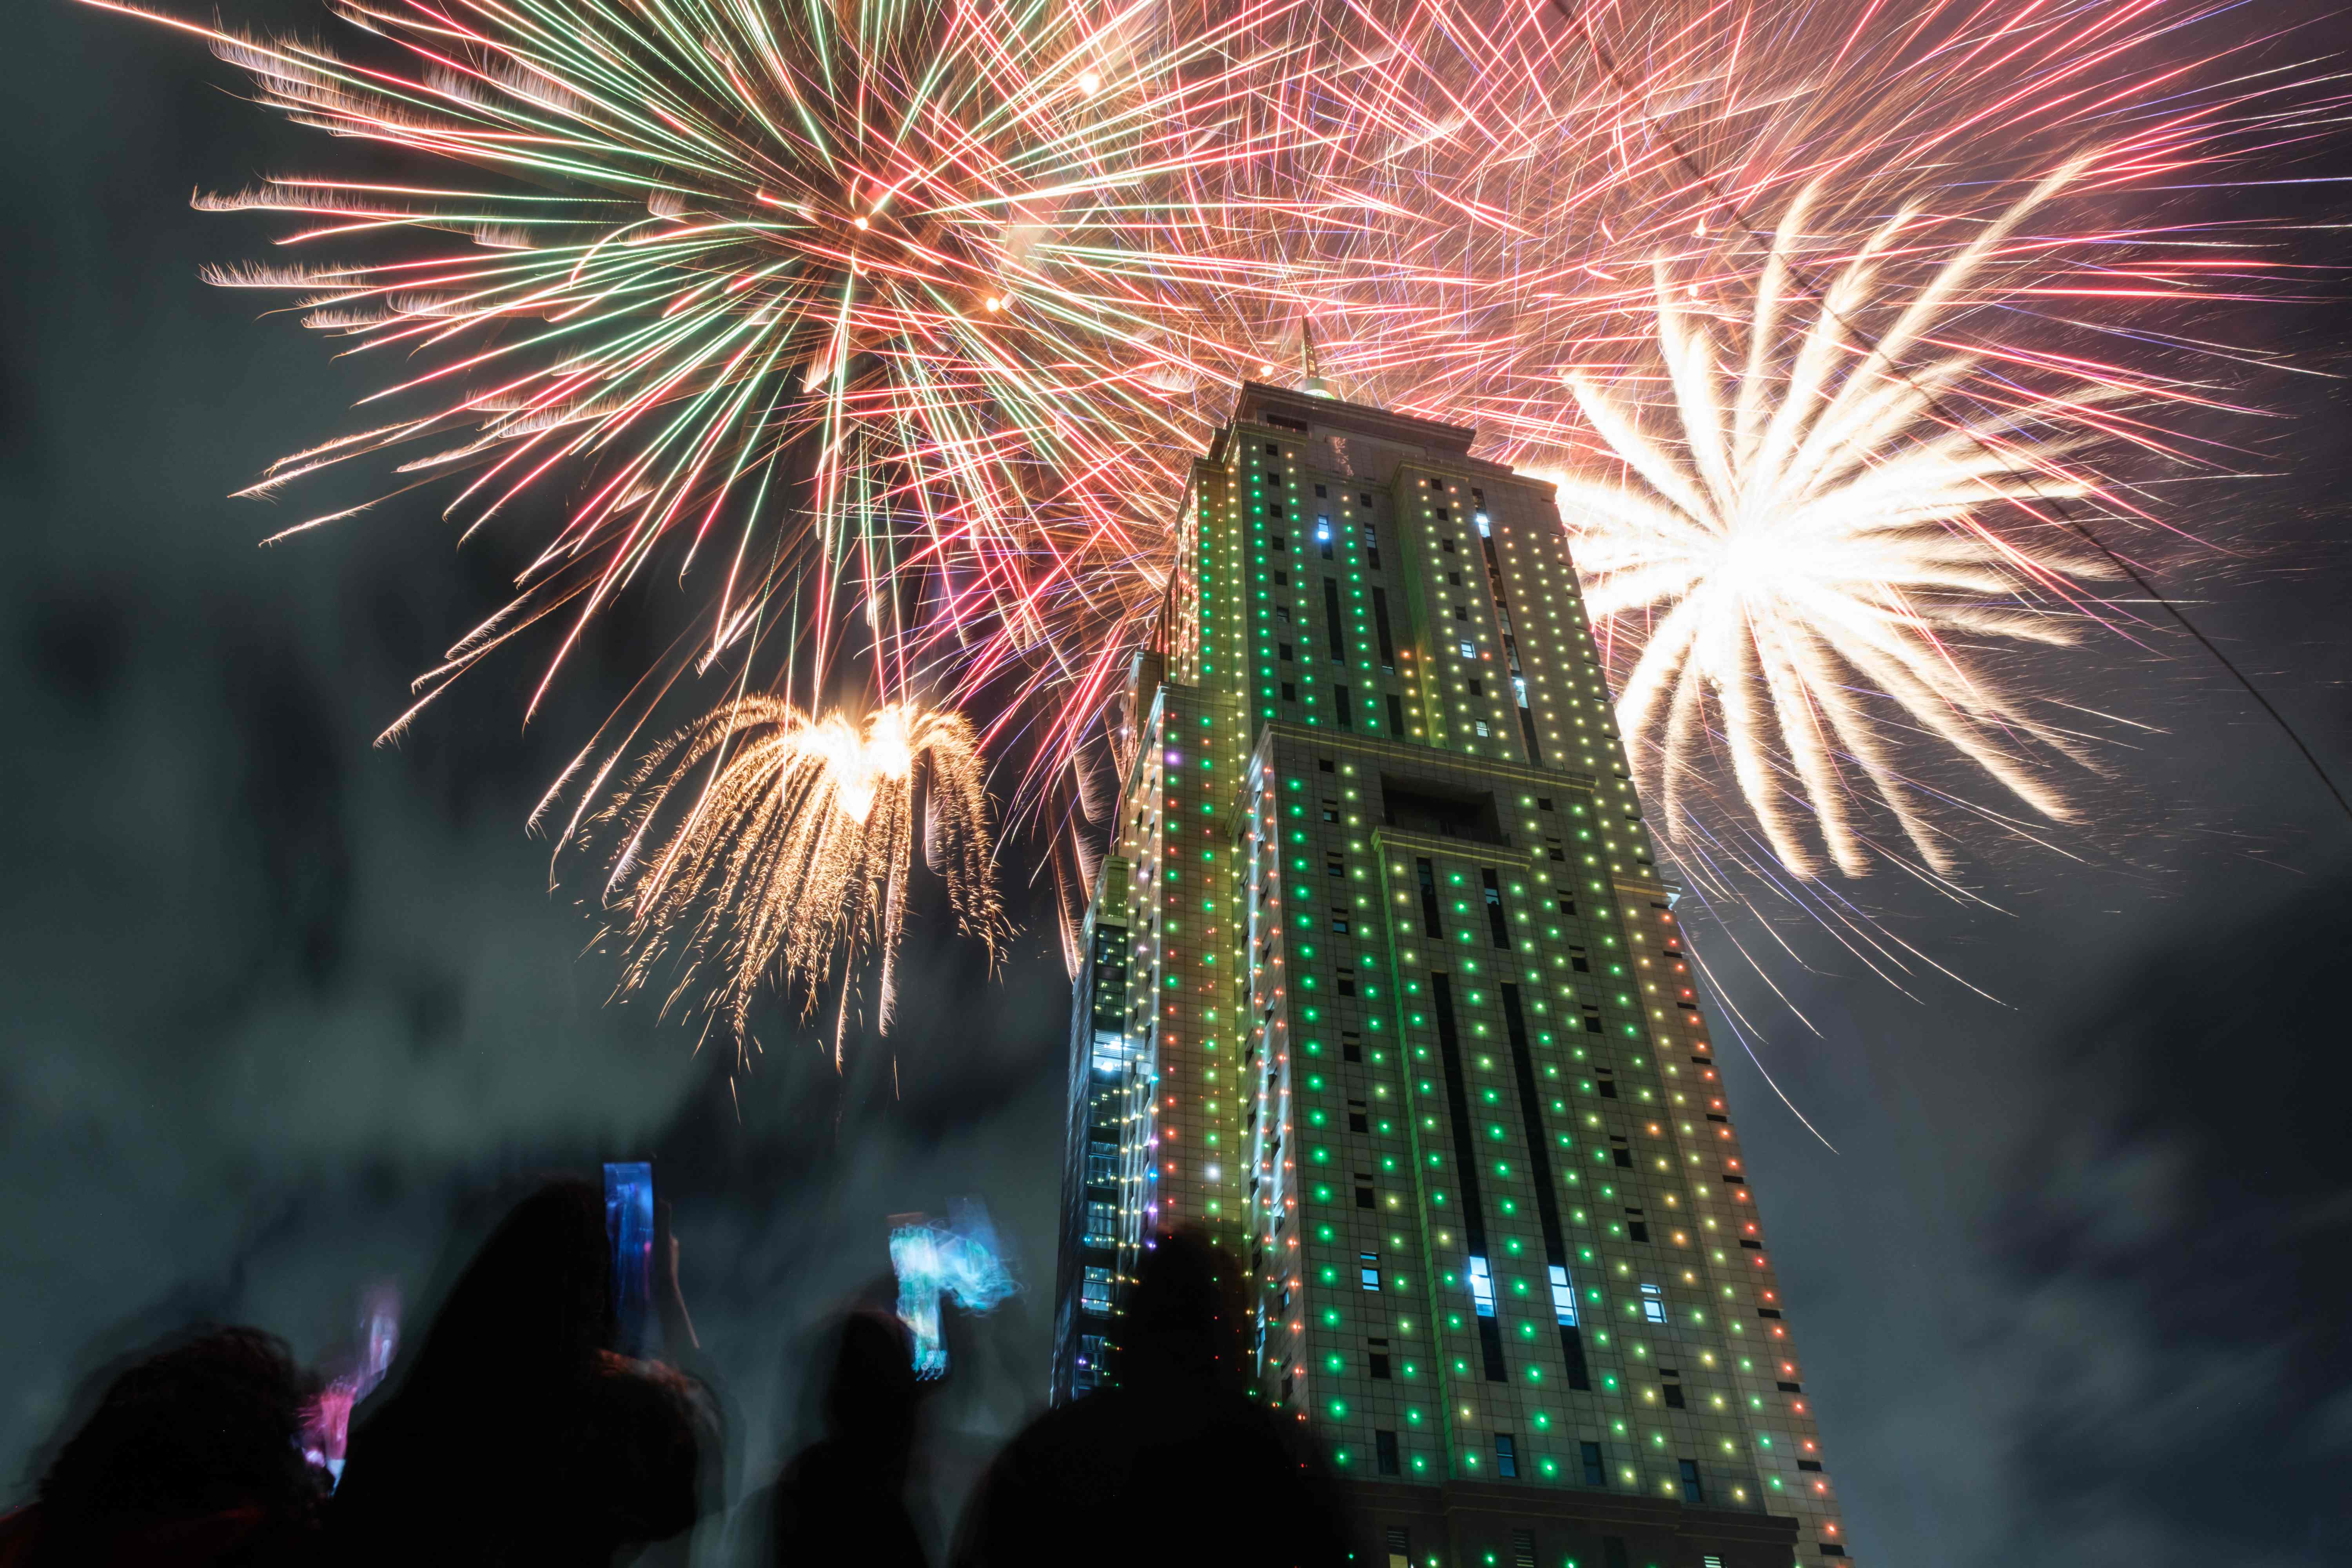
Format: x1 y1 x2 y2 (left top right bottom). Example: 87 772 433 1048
1548 1265 1578 1326
1641 1283 1668 1323
1081 1266 1114 1314
1468 1256 1497 1318
1495 1432 1518 1477
1361 1252 1383 1291
1084 1200 1118 1247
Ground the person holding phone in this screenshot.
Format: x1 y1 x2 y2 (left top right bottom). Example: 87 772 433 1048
330 1177 719 1566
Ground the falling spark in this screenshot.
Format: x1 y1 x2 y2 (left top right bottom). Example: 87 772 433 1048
595 698 1006 1048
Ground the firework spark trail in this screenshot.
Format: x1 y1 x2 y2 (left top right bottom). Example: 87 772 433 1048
86 0 2347 1016
1551 173 2135 880
594 697 1006 1049
85 0 1343 739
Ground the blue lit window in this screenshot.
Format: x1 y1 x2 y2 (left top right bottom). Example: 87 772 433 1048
1459 641 1476 659
1475 511 1491 536
1468 1256 1497 1318
1495 1432 1518 1477
1081 1266 1114 1314
1360 1252 1382 1292
1084 1200 1118 1247
1640 1283 1667 1323
1086 1140 1118 1185
1549 1264 1579 1326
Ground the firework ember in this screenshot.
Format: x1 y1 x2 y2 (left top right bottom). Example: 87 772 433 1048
595 697 1005 1045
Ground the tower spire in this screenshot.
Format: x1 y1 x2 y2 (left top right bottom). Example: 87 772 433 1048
1296 317 1334 398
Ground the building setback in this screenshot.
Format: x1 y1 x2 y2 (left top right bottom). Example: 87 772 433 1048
1050 383 1851 1568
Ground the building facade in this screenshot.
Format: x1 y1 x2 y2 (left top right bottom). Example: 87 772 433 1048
1050 384 1851 1568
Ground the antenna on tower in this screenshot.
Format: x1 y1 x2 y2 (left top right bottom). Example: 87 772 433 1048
1296 318 1335 398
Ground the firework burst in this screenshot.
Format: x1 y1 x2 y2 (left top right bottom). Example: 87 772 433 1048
93 0 1325 737
595 697 1005 1047
1555 171 2133 880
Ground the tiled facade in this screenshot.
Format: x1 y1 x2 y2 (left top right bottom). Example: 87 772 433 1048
1051 385 1851 1568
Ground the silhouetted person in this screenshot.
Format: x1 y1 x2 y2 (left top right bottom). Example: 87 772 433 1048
330 1179 716 1566
948 1228 1359 1568
0 1326 327 1568
746 1311 928 1568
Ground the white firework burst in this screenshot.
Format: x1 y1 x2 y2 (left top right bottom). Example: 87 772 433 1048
1556 170 2128 879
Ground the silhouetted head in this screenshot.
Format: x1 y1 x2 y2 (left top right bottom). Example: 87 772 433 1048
400 1178 613 1398
33 1325 321 1547
820 1310 920 1453
1115 1227 1249 1394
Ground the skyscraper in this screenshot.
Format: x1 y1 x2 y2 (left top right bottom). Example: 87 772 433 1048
1051 384 1850 1568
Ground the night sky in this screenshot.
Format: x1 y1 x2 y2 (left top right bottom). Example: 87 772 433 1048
7 4 2352 1562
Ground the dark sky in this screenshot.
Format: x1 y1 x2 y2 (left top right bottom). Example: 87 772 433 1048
7 4 2352 1562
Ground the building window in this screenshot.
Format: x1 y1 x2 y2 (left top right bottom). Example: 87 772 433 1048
1388 694 1406 734
1360 1252 1382 1291
1355 1180 1376 1210
1679 1459 1704 1503
1338 973 1357 997
1336 684 1354 729
1628 1220 1650 1243
1376 1429 1401 1476
1086 1140 1118 1185
1348 1099 1369 1132
1494 1433 1518 1478
1555 893 1577 917
1474 721 1490 737
1548 1264 1578 1327
1385 1526 1411 1568
1641 1284 1668 1323
1369 1350 1392 1380
1327 853 1345 878
1281 681 1296 702
1663 1381 1686 1409
1331 916 1351 935
1467 677 1482 695
1343 1032 1363 1062
1279 641 1294 661
1074 1332 1105 1391
1481 869 1510 948
1468 1256 1497 1317
1083 1199 1118 1246
1459 640 1476 659
1080 1266 1114 1314
1322 806 1339 822
1581 1441 1606 1487
1511 1529 1537 1568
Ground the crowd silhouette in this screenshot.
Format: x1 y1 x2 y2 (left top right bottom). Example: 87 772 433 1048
0 1182 1362 1566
